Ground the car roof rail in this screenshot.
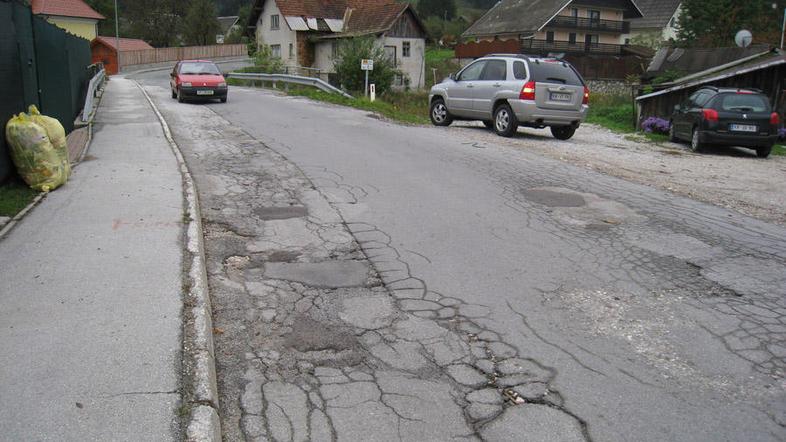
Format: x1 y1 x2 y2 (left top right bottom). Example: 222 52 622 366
484 53 530 59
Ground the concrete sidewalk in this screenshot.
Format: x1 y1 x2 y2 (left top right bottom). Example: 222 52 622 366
0 78 184 440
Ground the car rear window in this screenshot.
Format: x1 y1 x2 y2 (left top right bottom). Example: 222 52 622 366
513 61 527 80
719 93 769 112
529 60 583 86
180 62 221 75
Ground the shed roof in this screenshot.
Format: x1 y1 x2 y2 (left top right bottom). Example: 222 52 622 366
463 0 643 38
637 49 785 101
218 16 240 35
31 0 105 20
93 36 154 52
627 0 681 30
646 45 772 77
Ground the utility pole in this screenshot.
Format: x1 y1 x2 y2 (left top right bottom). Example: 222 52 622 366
114 0 121 72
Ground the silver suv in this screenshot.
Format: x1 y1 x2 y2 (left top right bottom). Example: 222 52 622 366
429 54 589 139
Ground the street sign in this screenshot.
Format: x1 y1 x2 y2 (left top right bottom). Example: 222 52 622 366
361 59 374 71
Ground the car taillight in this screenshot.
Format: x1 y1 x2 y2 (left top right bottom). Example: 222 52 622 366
702 109 718 122
770 112 780 125
519 81 536 100
582 86 590 105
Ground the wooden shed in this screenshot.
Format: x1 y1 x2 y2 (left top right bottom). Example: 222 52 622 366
636 49 786 125
91 36 153 74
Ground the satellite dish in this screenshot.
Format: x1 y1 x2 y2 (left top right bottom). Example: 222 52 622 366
735 30 753 48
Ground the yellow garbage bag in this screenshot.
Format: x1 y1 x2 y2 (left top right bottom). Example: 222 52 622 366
5 112 69 192
27 105 71 180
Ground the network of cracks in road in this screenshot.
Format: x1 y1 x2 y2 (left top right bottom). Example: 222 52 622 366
187 132 588 441
161 94 785 441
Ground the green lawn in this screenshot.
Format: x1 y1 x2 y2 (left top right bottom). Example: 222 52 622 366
0 180 38 217
772 144 786 156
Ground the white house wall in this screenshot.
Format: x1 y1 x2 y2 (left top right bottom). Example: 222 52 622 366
383 36 426 89
256 0 298 67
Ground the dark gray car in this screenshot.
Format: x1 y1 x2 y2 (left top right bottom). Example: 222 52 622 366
428 54 589 139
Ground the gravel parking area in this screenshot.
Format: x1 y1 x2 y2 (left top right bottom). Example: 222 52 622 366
450 122 786 226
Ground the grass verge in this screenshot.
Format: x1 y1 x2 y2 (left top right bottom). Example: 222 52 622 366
772 145 786 156
0 179 38 217
229 78 430 125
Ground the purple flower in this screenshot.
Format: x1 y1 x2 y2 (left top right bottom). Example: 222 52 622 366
778 127 786 140
641 117 670 135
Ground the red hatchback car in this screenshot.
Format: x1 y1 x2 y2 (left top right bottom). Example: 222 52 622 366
170 60 228 103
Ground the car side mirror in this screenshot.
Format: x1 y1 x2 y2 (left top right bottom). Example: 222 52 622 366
449 73 457 81
223 73 229 78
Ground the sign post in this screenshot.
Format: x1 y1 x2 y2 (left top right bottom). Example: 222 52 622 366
361 59 374 98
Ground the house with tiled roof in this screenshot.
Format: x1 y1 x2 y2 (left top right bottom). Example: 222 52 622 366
247 0 428 89
462 0 643 56
31 0 104 40
621 0 682 45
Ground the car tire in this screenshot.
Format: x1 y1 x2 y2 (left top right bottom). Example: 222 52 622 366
430 98 453 126
668 122 678 142
690 127 703 152
551 126 576 140
493 103 518 137
177 88 184 103
482 121 494 129
756 145 772 158
171 88 177 99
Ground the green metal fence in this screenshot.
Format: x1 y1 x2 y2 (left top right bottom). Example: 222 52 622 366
0 0 92 183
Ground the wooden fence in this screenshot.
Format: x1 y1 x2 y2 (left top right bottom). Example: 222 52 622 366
119 44 247 67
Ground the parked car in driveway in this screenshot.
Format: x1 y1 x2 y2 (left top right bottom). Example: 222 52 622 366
170 60 228 103
429 54 589 139
669 86 778 158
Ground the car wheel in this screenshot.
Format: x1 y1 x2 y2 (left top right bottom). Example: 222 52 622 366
550 126 576 140
171 88 177 99
756 145 772 158
690 127 703 152
493 103 518 137
668 122 678 142
482 121 494 129
430 99 453 126
177 88 184 103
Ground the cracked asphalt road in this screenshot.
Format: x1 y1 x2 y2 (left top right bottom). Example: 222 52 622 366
133 72 786 442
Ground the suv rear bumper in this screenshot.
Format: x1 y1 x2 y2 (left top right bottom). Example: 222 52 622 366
509 100 588 126
700 130 776 148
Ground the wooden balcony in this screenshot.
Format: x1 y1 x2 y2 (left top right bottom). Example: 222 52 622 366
521 39 624 55
547 16 630 33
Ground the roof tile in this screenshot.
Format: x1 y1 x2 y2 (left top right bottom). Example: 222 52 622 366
31 0 105 20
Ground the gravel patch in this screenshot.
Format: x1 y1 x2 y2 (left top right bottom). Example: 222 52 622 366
450 122 786 226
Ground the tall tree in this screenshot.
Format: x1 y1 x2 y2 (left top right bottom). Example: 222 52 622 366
418 0 456 20
125 0 186 47
677 0 785 47
182 0 222 46
85 0 118 36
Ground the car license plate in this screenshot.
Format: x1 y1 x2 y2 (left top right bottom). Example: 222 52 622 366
196 90 214 96
729 124 757 132
550 92 571 102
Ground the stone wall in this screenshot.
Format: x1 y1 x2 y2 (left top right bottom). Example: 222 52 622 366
586 79 633 97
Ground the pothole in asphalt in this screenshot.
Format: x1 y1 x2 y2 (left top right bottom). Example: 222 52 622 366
522 188 586 207
285 315 360 353
263 261 372 288
254 205 308 220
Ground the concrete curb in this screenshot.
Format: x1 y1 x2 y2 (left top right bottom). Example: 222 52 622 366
134 81 221 442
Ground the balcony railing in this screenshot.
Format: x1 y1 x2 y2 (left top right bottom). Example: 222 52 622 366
521 39 624 55
547 16 629 33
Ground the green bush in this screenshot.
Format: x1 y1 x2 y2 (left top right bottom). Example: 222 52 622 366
251 44 284 73
335 37 399 94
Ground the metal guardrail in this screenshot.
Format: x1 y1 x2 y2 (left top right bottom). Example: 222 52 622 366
81 68 106 122
227 72 353 99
